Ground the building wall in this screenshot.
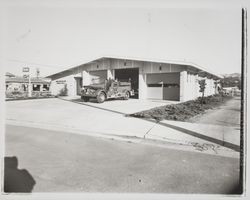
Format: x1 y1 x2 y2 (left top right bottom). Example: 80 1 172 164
89 70 107 84
50 74 77 96
204 78 216 96
49 58 218 101
180 71 217 102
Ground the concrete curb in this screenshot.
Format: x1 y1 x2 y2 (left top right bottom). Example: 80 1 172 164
6 119 239 158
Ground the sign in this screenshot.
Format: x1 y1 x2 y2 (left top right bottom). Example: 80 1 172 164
23 67 30 72
56 80 66 84
23 74 29 78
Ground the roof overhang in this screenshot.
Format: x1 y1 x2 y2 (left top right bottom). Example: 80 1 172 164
46 55 222 80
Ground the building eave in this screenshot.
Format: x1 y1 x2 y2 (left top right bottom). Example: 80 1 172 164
46 55 222 80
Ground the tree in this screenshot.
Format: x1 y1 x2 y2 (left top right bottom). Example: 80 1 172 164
198 79 206 105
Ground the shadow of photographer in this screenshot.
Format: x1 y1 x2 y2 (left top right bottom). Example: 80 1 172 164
4 156 36 193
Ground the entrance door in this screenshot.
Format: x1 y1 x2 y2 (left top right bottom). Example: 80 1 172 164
75 77 82 95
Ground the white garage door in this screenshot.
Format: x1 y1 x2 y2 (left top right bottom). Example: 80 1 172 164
147 87 163 99
146 73 180 101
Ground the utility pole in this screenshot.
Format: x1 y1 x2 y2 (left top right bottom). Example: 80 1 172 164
28 72 32 97
240 8 247 195
23 67 31 97
36 68 40 78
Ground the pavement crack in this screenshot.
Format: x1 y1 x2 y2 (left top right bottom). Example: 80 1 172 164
143 121 159 139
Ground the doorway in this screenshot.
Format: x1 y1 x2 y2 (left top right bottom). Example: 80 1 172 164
75 77 82 95
115 68 139 98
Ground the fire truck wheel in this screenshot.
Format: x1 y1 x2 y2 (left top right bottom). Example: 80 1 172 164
124 91 130 100
97 92 106 103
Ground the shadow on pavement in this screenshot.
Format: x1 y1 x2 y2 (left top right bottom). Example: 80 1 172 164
216 120 240 127
4 156 36 193
69 98 125 115
157 121 240 152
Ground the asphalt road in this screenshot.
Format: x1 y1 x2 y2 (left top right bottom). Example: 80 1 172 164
5 124 240 194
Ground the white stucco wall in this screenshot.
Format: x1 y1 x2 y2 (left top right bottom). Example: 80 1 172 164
138 68 147 100
50 75 76 96
49 58 219 100
180 71 217 102
198 77 216 98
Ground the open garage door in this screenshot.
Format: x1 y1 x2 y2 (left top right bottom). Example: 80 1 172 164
115 68 139 98
147 73 180 101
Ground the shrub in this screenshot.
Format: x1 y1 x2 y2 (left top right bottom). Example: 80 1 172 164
58 84 68 96
130 94 231 122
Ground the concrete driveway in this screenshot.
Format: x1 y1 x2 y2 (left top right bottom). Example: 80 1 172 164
60 96 178 114
5 97 240 157
5 98 169 139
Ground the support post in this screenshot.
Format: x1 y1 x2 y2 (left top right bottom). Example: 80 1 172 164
28 75 32 97
107 69 114 80
179 71 187 102
138 68 147 100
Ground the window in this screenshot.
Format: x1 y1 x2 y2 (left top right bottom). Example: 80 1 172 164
147 83 162 87
43 84 49 91
33 84 41 91
147 83 179 88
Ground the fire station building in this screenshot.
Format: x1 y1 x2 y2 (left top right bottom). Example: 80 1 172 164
47 56 221 102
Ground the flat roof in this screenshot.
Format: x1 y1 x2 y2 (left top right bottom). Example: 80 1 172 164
6 77 51 84
46 56 222 79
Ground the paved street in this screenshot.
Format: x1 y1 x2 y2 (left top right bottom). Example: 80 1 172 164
4 97 241 193
5 124 240 193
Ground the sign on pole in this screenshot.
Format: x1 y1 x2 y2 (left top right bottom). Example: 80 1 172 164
23 67 30 73
23 67 32 97
23 74 29 79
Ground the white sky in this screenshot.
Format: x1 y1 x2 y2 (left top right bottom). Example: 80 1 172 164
0 0 243 77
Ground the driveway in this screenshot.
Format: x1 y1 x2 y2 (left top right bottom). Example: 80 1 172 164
60 96 179 114
5 97 240 157
188 97 241 127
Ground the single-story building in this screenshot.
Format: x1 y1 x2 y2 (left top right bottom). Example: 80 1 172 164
5 73 51 98
47 56 222 102
222 87 241 96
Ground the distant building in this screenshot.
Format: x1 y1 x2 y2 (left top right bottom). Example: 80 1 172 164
5 73 51 98
222 87 241 96
47 56 222 101
5 72 16 78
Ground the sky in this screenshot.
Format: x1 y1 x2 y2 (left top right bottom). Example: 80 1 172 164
0 0 243 77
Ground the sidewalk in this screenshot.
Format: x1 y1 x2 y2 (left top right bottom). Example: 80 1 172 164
58 96 240 151
6 98 240 157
